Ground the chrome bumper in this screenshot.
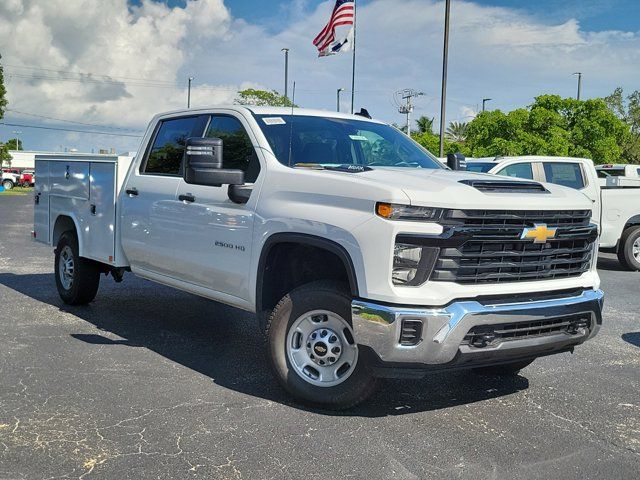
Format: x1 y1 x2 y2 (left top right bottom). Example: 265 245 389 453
352 289 604 366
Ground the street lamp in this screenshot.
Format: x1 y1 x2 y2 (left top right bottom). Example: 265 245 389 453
281 48 290 101
573 72 582 101
337 88 345 112
187 77 194 108
482 98 492 112
12 130 22 151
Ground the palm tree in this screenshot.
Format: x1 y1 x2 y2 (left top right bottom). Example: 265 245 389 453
416 116 434 134
446 121 468 142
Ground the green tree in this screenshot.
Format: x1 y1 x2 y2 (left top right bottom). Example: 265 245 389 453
463 95 629 164
4 138 22 151
445 121 468 142
234 88 295 107
604 87 640 164
415 116 434 134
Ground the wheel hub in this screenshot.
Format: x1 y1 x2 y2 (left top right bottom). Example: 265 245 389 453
286 310 358 387
633 238 640 261
59 245 75 290
306 328 343 367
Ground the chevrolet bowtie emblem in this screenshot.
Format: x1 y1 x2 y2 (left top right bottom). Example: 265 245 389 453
521 223 557 244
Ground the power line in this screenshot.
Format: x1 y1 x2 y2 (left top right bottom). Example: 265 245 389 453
6 109 143 132
0 122 143 138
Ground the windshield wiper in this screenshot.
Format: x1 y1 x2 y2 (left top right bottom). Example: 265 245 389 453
293 163 372 173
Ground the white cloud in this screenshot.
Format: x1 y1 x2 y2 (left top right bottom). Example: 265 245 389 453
1 0 639 152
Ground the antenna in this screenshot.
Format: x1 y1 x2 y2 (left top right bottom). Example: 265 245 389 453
287 82 296 167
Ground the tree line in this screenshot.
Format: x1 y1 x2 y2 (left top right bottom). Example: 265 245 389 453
412 91 640 164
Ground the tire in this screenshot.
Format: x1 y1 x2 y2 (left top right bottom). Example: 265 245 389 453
617 226 640 271
54 231 101 305
472 359 534 376
266 280 377 409
2 179 14 190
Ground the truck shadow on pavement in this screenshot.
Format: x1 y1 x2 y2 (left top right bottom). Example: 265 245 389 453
622 332 640 348
0 272 529 417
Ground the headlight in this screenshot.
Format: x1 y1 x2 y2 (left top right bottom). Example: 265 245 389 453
393 243 439 286
376 202 442 221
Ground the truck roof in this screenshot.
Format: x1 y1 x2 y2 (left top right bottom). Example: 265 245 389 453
152 106 386 124
466 155 593 164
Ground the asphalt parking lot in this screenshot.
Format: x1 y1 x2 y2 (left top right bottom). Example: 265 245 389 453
0 194 638 479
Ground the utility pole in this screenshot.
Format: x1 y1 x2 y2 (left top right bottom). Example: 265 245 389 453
281 48 290 101
187 77 194 108
573 72 582 100
337 88 345 112
439 0 451 157
12 130 22 151
482 98 492 112
397 89 424 137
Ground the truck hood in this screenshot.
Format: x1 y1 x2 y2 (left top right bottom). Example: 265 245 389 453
361 168 592 210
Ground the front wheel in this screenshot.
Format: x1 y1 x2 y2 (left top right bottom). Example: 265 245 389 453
267 281 377 409
617 226 640 271
54 231 101 305
2 179 14 190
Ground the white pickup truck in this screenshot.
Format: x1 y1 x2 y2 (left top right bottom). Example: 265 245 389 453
34 107 604 408
467 156 640 270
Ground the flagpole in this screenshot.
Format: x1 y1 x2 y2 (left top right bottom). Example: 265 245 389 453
350 0 357 114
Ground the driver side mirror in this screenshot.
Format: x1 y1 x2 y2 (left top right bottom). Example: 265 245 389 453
447 152 467 171
183 137 244 187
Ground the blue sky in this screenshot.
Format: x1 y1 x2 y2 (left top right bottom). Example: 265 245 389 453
1 0 639 153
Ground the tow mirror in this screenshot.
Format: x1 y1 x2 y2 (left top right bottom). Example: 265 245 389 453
446 152 467 171
184 137 244 187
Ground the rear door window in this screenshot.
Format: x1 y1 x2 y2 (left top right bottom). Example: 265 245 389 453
543 162 585 189
495 163 534 180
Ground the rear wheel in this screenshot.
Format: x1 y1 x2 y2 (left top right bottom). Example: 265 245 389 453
472 359 534 376
2 179 14 190
617 226 640 271
54 231 101 305
266 281 377 409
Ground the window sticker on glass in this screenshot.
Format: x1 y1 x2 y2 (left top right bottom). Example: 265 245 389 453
349 135 369 141
262 117 286 125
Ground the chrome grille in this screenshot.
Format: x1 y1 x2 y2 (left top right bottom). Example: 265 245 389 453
431 210 596 284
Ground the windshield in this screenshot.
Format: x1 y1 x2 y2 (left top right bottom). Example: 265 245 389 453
466 162 495 173
254 114 443 169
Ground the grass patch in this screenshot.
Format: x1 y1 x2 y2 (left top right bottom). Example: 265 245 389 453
0 187 33 196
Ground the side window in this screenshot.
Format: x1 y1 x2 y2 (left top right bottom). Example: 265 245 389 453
144 116 205 176
543 162 585 189
637 168 640 176
206 116 261 183
496 163 534 180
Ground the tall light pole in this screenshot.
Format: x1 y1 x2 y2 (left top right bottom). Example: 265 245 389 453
573 72 582 100
282 48 290 101
439 0 451 157
337 88 345 112
12 130 22 151
187 77 194 108
482 98 492 112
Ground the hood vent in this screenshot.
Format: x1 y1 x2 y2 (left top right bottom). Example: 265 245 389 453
459 179 549 193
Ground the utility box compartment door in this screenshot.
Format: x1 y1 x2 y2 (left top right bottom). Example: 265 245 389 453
33 159 50 243
84 162 117 264
50 161 91 199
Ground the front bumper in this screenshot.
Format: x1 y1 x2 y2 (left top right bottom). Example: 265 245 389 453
352 289 603 374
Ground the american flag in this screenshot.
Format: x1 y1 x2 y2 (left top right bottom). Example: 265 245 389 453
313 0 355 57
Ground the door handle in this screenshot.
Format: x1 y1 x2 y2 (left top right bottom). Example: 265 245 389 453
179 193 196 203
126 188 138 196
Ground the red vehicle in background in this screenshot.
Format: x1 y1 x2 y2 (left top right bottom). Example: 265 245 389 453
20 170 35 187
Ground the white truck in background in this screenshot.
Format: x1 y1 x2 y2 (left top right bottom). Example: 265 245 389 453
467 156 640 271
34 107 603 409
595 164 640 187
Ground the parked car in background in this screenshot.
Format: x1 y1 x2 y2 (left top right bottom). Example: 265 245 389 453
1 171 20 190
595 164 640 187
20 170 35 187
467 156 640 270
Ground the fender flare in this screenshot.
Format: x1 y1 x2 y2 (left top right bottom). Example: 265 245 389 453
255 232 360 313
52 214 83 256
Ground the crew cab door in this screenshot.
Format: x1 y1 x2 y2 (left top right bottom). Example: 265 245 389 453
120 115 208 277
173 113 262 302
